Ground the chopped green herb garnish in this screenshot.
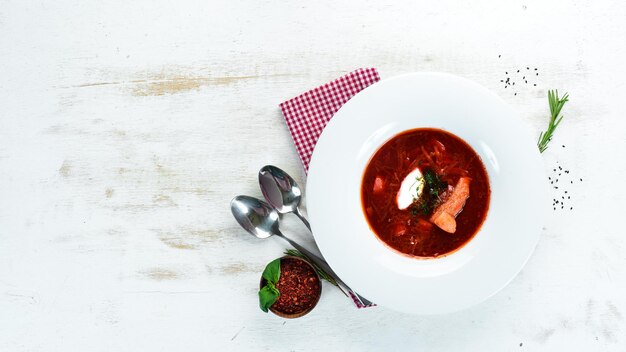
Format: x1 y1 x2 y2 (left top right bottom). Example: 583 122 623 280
418 200 430 214
423 169 445 193
409 176 423 194
410 169 447 216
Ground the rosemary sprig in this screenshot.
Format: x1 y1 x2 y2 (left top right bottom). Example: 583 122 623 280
283 249 338 286
537 90 569 153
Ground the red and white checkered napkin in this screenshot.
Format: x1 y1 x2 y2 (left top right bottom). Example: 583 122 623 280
279 68 380 172
279 68 380 308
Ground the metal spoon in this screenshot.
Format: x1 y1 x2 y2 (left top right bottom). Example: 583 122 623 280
258 165 310 231
230 195 371 307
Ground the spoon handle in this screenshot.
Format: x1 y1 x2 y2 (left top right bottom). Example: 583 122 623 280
276 232 371 307
293 207 311 232
278 234 351 297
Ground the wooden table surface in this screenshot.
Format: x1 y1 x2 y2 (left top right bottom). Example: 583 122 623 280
1 0 625 351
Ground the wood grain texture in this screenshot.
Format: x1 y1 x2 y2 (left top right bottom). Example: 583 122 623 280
1 0 625 351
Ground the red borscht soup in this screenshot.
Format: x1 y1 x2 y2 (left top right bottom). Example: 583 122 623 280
361 128 490 258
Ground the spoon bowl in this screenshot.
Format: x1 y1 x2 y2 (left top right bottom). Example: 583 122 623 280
230 195 280 239
259 165 310 230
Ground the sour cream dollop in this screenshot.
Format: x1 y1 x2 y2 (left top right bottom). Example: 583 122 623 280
396 167 424 210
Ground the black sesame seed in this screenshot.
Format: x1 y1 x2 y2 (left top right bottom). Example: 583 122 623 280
517 70 520 73
565 191 568 193
534 68 537 70
525 80 528 83
561 206 564 209
523 76 525 79
580 178 583 181
499 55 501 58
536 73 539 76
570 207 573 210
562 145 565 148
505 71 508 74
571 181 573 184
514 93 517 96
500 80 504 82
513 82 515 85
527 67 530 70
568 196 570 199
555 186 559 189
533 84 537 86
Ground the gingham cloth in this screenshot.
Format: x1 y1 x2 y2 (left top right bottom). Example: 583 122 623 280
279 68 380 308
279 68 380 172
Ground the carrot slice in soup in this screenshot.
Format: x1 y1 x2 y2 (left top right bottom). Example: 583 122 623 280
373 176 384 193
429 177 471 233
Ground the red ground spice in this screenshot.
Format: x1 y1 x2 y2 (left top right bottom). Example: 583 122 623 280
270 257 321 314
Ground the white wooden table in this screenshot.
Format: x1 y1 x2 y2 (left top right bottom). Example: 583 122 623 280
1 1 625 351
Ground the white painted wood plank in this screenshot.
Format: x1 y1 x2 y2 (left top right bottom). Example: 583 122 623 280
1 0 625 351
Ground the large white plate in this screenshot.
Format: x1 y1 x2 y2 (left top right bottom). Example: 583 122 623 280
306 72 548 314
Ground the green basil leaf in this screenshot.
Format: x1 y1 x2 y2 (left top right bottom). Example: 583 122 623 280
262 258 280 284
268 281 280 295
258 284 280 313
